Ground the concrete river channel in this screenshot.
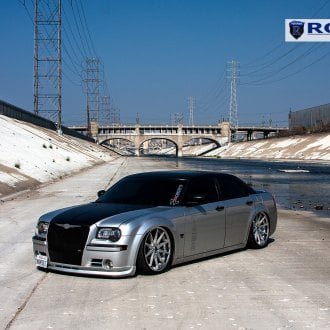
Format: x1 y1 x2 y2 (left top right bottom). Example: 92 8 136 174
161 157 330 216
1 156 329 329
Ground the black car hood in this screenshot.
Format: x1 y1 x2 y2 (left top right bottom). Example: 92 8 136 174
51 202 150 226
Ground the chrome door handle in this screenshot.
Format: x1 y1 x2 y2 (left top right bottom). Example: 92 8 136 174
216 206 224 211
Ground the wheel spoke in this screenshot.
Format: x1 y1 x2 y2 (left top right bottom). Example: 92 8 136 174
153 253 159 269
149 231 155 244
156 231 165 244
148 251 155 267
145 242 152 249
255 231 261 244
145 249 153 258
157 240 169 249
158 249 169 256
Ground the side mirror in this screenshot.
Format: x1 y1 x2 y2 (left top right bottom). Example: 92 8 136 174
97 190 106 198
185 194 206 206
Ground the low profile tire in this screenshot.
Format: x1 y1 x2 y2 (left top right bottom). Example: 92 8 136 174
137 227 173 275
248 212 270 249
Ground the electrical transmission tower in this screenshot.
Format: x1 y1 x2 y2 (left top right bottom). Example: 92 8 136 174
113 107 120 125
227 60 239 140
100 97 121 125
171 113 184 126
188 96 195 126
33 0 62 132
84 57 101 133
100 95 111 125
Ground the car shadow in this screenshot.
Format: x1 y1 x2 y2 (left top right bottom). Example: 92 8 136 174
171 237 275 271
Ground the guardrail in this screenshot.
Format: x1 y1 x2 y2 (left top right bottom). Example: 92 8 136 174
0 99 95 143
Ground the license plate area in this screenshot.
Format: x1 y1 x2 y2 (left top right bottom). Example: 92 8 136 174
36 254 48 268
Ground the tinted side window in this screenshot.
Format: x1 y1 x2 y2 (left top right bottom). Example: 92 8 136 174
185 176 218 203
98 178 186 206
217 175 254 200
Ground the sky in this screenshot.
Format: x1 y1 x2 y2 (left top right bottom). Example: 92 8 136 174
1 0 330 127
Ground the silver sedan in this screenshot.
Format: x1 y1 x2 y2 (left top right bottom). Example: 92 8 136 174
32 170 277 277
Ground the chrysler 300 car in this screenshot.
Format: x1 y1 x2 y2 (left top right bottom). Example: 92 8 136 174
33 170 277 277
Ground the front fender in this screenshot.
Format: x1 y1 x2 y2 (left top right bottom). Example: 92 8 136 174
129 215 184 268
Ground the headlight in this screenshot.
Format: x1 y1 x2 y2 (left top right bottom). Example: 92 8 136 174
96 228 121 242
36 221 49 236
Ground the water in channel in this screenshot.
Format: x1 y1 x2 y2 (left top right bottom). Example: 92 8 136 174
155 157 330 217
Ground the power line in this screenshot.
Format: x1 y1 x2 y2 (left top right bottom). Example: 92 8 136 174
251 47 330 86
77 0 97 56
18 0 34 22
240 44 326 86
69 3 88 58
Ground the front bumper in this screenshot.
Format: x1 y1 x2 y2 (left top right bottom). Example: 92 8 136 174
32 235 137 278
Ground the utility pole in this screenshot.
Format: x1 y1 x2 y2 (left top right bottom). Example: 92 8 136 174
227 60 239 142
188 96 195 126
33 0 62 133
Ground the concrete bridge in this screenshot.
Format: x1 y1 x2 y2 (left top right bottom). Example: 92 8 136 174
70 122 288 157
71 122 229 157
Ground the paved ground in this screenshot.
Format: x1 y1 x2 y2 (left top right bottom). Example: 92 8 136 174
1 157 329 330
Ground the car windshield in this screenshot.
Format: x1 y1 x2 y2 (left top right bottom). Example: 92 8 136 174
97 177 187 206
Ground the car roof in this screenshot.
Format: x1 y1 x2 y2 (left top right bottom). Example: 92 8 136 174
123 170 233 180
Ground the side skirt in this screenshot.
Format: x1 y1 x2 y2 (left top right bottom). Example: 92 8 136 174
172 243 246 266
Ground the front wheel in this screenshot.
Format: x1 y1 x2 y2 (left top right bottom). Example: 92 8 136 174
137 227 172 275
248 212 270 249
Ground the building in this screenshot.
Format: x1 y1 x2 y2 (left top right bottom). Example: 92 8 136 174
289 103 330 133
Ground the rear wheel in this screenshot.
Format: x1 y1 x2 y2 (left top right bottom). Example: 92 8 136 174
248 212 270 249
137 227 172 275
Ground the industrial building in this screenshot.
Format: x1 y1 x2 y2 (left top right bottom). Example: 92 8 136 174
289 103 330 133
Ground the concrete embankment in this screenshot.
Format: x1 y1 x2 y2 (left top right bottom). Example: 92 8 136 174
0 115 115 197
206 132 330 162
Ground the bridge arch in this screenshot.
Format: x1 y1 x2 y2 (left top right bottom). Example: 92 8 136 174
138 137 178 157
100 138 136 155
182 136 221 146
181 136 221 156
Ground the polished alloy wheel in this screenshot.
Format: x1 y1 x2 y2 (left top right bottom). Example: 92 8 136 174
143 227 171 272
252 212 270 247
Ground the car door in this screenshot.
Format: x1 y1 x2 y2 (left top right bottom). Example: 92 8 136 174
216 175 255 247
183 176 226 257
